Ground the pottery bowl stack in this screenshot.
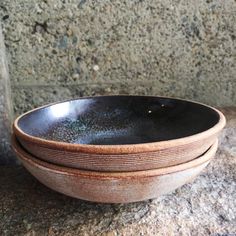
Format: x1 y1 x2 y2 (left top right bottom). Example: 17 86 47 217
12 96 226 203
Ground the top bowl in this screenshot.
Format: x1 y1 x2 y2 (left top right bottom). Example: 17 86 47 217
13 95 225 171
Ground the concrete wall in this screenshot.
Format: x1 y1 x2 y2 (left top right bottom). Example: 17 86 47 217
0 0 235 163
0 25 14 164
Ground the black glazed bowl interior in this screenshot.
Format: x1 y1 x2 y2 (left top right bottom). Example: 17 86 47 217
15 96 222 145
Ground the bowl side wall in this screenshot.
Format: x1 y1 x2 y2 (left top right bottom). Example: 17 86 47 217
17 151 211 203
17 133 218 171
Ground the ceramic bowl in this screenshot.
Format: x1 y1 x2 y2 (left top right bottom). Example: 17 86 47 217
12 135 218 203
13 96 225 171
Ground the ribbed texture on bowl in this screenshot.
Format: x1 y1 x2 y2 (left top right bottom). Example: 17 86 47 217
12 136 218 203
17 134 217 171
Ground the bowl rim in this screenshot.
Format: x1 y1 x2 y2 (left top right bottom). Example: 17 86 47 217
13 95 226 154
12 137 218 179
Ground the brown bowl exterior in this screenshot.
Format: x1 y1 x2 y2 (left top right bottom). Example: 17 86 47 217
17 134 218 171
13 96 225 172
12 136 218 203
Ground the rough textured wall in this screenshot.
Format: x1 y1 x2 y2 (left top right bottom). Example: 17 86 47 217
0 0 236 116
0 25 14 164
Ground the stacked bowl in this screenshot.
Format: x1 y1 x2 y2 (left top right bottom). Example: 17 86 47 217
12 96 225 203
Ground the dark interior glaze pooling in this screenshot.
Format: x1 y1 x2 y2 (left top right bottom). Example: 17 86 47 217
18 96 220 145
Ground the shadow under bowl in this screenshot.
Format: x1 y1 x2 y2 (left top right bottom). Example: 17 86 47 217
13 95 225 171
12 135 218 203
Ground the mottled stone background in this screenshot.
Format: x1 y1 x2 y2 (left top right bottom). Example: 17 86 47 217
0 0 235 117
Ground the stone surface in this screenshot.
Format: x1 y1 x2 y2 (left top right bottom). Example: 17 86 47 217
0 0 235 116
0 23 14 164
0 108 235 235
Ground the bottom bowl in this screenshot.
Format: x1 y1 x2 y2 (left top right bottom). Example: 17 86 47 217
12 136 218 203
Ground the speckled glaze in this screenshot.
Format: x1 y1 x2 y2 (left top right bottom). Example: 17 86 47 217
13 96 225 171
11 136 218 203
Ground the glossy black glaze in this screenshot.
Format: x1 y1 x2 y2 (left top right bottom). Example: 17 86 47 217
18 96 220 145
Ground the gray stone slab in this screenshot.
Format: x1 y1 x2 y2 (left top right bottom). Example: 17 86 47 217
0 0 235 116
0 23 15 164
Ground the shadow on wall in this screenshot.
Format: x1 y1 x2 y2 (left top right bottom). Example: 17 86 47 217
0 24 14 164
